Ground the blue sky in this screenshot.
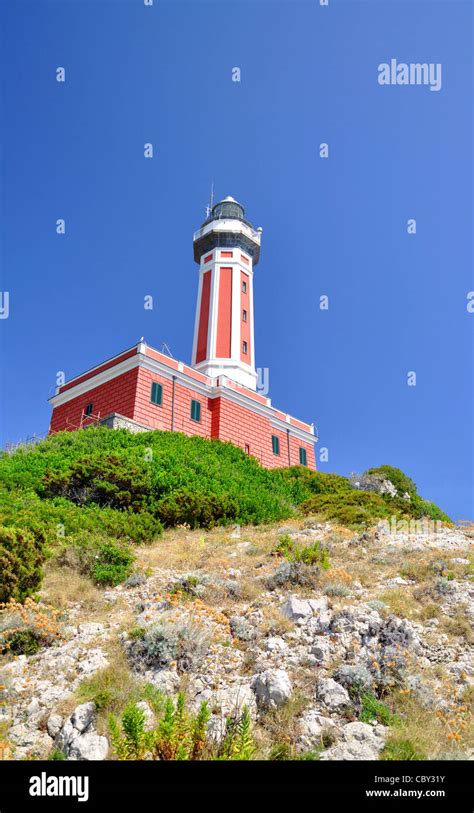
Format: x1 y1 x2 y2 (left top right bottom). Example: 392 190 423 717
0 0 472 520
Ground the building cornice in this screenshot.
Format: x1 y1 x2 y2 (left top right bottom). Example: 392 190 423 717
48 347 317 446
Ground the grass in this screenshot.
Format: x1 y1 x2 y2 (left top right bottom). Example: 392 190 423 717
41 563 107 612
257 693 310 758
381 737 427 761
379 685 473 760
440 608 474 644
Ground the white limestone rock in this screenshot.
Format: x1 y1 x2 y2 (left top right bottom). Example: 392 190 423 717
316 678 350 711
320 721 386 760
252 668 292 709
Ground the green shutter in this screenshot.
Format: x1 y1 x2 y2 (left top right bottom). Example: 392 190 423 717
299 447 307 466
272 435 280 455
150 382 162 405
191 399 201 422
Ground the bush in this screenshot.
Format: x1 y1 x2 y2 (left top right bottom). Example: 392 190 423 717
128 619 210 673
0 428 450 601
90 541 135 586
42 454 152 512
0 598 61 655
0 525 46 603
156 489 239 529
273 535 330 569
60 537 135 586
364 466 417 498
323 583 351 597
266 560 321 591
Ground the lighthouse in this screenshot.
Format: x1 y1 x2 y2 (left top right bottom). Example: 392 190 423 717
191 196 262 390
48 194 316 469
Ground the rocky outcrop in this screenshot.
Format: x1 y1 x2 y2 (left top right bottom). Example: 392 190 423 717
55 703 108 761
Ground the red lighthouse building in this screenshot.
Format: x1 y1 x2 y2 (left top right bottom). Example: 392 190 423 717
49 197 317 469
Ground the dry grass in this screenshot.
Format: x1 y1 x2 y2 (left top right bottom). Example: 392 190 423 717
259 605 293 637
386 686 473 759
256 692 311 757
440 608 474 644
41 564 107 614
379 587 442 622
58 639 142 734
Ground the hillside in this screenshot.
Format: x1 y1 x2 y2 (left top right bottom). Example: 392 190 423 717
0 429 472 761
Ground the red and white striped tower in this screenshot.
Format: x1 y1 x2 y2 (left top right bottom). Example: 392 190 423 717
191 196 262 390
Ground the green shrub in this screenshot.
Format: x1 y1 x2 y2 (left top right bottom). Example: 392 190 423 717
274 535 330 569
156 489 239 529
0 525 46 603
365 466 417 498
1 628 40 656
300 491 405 528
61 536 135 586
42 454 152 512
90 541 135 586
359 693 396 725
0 429 450 602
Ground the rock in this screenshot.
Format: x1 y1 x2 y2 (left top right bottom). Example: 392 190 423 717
280 597 313 622
320 721 386 760
309 638 332 663
316 678 350 710
47 714 63 738
9 724 53 758
55 719 77 753
78 623 105 637
55 702 108 761
145 668 180 695
297 709 340 751
136 701 155 731
308 598 329 614
387 577 410 586
265 636 288 653
68 732 109 761
252 669 292 709
76 648 108 677
26 698 41 718
71 702 95 733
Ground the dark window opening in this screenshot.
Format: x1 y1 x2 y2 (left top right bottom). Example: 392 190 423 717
150 381 163 406
272 435 280 455
84 403 93 417
299 447 307 466
191 399 201 423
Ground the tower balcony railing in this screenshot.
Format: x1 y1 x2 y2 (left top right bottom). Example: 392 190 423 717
193 218 261 245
